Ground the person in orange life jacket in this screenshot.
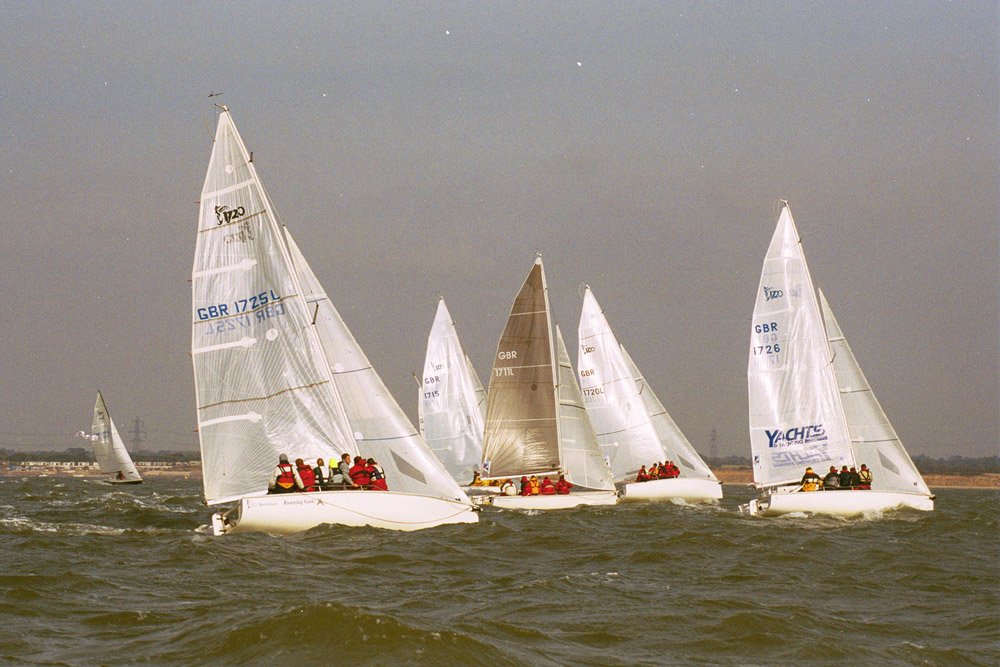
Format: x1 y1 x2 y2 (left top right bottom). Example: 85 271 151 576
519 476 531 496
858 464 873 489
529 476 541 495
636 466 651 482
655 462 669 479
349 456 371 487
312 458 326 489
539 476 556 495
268 453 302 494
800 467 822 491
367 458 388 491
648 463 660 479
555 474 572 495
296 458 318 492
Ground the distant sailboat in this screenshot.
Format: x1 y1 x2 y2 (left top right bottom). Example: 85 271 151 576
419 298 487 485
192 107 477 534
91 391 142 485
480 258 617 509
577 287 721 501
741 202 933 516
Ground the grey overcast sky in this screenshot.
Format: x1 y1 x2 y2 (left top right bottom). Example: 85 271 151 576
1 2 996 456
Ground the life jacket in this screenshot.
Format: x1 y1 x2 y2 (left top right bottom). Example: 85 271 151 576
636 469 649 482
275 462 296 490
529 479 540 495
858 469 872 488
540 479 556 495
555 480 572 495
520 482 532 496
349 463 370 486
298 465 317 492
802 480 820 492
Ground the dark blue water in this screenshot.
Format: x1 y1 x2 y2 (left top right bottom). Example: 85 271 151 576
0 478 996 665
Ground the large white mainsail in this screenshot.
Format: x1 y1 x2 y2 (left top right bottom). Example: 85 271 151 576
748 203 854 488
577 287 674 479
419 299 486 483
91 391 142 483
481 258 561 478
554 326 616 491
620 346 717 482
192 108 358 505
819 289 931 497
283 231 469 503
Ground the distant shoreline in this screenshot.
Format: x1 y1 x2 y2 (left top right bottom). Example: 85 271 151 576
2 464 997 489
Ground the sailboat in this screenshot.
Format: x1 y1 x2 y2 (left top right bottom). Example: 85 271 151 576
577 288 721 502
91 391 142 484
192 107 477 534
418 298 488 486
741 202 933 517
480 258 617 509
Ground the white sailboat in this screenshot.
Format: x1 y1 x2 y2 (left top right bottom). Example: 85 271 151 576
192 107 477 534
91 391 142 484
577 287 721 502
742 202 933 517
480 258 617 509
418 298 487 486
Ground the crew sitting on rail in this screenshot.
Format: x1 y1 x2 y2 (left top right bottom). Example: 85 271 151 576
529 476 541 495
312 458 326 488
368 458 388 491
662 461 680 478
800 466 822 492
349 456 371 487
555 475 572 495
268 453 302 494
499 479 517 496
329 453 359 488
519 476 531 496
636 465 652 482
539 476 556 495
822 466 841 490
296 458 319 492
470 470 492 487
858 464 873 489
844 466 861 489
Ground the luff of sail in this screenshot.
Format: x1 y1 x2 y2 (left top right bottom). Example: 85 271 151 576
192 109 356 505
91 391 142 482
419 299 486 483
481 258 560 478
554 326 615 491
620 345 717 481
577 287 666 479
748 203 854 488
819 288 931 497
283 231 470 504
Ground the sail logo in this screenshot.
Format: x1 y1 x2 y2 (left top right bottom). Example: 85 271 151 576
762 286 783 301
215 205 246 225
224 221 255 244
765 424 826 448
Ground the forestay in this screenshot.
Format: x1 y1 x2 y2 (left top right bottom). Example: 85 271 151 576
283 232 468 503
577 288 665 479
91 392 142 482
748 204 854 488
481 258 560 478
819 289 931 496
620 346 717 481
192 110 354 505
419 299 486 483
555 327 615 491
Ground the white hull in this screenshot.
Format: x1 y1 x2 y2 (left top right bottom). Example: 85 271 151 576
211 490 478 535
460 485 502 496
489 490 618 510
741 489 934 517
622 478 722 502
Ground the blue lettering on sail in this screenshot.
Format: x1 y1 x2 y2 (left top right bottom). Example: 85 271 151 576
765 424 827 448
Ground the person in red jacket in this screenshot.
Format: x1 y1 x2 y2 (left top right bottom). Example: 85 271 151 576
636 465 651 482
539 476 556 495
349 456 371 487
367 458 388 491
657 462 670 479
268 453 302 494
555 474 572 495
662 460 680 478
519 476 531 496
296 458 318 492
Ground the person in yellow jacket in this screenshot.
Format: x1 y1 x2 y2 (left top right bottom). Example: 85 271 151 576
529 475 541 495
800 466 822 492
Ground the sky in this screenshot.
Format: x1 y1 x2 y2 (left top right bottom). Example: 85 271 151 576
1 2 997 457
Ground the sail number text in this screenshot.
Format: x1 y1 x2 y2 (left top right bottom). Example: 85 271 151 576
197 289 282 320
752 322 781 356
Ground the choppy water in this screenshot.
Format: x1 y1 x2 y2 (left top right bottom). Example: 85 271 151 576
0 478 996 666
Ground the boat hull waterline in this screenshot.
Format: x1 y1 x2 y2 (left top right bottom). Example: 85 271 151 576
211 490 479 535
485 490 618 510
622 478 722 502
740 490 934 517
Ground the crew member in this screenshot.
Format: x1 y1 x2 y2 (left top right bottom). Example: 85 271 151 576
636 466 651 482
349 456 371 487
555 475 572 495
858 464 873 490
499 479 517 496
268 453 302 494
313 458 326 489
823 466 841 490
800 466 822 492
539 476 556 495
529 476 540 495
296 458 318 492
368 458 388 491
519 476 532 496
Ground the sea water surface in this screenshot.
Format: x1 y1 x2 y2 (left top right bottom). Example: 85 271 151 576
0 478 996 666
